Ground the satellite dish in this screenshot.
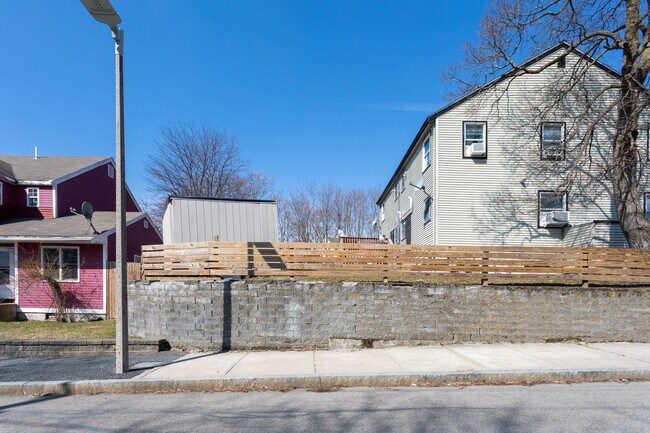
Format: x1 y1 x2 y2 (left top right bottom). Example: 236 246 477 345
81 201 94 220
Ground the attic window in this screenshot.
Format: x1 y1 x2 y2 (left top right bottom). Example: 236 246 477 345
108 165 115 178
557 56 566 69
144 219 149 229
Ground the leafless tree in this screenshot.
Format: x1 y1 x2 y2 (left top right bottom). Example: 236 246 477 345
278 184 380 242
444 0 650 248
20 247 89 322
145 123 274 226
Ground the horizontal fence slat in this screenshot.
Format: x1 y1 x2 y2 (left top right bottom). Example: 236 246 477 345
140 241 650 285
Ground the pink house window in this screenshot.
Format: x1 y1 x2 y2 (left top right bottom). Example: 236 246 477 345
41 246 79 282
26 187 39 207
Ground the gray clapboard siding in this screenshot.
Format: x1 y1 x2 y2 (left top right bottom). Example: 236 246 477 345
379 45 650 248
162 197 279 244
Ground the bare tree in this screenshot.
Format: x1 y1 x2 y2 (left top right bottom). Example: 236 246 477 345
20 247 89 322
145 123 274 226
278 184 380 242
444 0 650 248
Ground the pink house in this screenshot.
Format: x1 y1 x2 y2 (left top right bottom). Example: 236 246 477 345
0 155 162 319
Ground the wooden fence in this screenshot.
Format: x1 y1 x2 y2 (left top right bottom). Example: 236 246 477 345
140 242 650 286
105 262 143 319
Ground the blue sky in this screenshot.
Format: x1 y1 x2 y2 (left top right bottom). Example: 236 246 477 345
0 1 487 200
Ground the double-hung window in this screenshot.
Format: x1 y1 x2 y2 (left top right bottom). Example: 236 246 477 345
390 226 399 244
645 192 650 219
423 197 431 223
400 173 406 192
108 165 115 178
541 122 565 160
538 190 568 227
422 135 431 171
392 187 398 201
463 122 487 158
26 188 39 207
42 247 79 282
380 204 385 222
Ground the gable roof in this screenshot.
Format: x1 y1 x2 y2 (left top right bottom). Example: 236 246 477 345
376 41 621 204
0 156 110 185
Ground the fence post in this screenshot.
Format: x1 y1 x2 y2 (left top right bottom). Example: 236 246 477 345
481 250 489 286
581 251 590 288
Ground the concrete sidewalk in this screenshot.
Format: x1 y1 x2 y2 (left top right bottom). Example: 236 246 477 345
2 342 649 396
136 342 650 380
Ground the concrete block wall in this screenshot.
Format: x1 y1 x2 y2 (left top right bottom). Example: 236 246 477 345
128 280 650 350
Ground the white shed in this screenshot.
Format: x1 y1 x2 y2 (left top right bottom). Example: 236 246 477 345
162 196 279 244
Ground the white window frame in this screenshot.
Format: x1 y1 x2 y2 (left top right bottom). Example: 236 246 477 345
108 165 115 179
463 121 487 158
380 204 385 222
400 220 407 243
390 226 399 244
538 190 568 227
422 135 431 171
41 246 80 283
400 173 407 192
26 187 39 207
0 182 3 205
645 192 650 219
144 219 149 229
541 122 565 160
423 197 431 223
393 187 398 201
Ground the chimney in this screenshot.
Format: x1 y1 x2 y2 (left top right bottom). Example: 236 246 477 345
34 146 38 160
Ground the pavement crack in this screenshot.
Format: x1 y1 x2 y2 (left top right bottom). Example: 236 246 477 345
381 349 405 372
223 352 248 377
581 344 650 366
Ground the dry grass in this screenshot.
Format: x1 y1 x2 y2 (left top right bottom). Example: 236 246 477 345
0 319 117 340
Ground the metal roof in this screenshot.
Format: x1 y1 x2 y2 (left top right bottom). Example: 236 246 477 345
0 156 109 184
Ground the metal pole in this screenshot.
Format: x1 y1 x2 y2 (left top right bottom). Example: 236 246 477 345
114 29 128 374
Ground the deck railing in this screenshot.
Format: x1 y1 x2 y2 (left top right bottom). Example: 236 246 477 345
141 241 650 286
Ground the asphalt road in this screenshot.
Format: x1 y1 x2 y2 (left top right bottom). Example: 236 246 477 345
0 351 183 381
0 382 648 432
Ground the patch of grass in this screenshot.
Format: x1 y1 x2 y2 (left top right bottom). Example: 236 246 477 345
0 319 117 340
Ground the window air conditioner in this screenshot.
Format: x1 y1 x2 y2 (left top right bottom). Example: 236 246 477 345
540 211 570 228
470 142 486 156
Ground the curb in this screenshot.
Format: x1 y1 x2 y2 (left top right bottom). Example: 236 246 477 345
0 339 170 359
0 368 649 396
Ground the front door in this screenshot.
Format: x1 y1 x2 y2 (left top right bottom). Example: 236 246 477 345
0 248 15 300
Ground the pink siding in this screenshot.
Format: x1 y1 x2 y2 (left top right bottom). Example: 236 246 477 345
56 162 139 216
107 216 162 262
17 243 104 310
0 180 17 219
13 186 54 219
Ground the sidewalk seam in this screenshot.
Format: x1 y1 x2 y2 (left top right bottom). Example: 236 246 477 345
579 344 650 366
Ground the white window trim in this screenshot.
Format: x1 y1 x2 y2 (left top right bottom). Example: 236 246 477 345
41 246 80 283
423 197 431 223
645 192 650 219
393 187 398 201
26 187 39 207
400 173 407 192
380 204 385 222
422 135 431 172
541 122 565 160
0 182 3 205
463 121 487 158
108 165 115 179
143 219 149 229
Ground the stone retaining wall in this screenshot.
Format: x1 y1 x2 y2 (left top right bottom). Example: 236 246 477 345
0 339 167 358
128 280 650 350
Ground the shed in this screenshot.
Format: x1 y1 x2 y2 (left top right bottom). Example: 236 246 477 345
162 196 279 244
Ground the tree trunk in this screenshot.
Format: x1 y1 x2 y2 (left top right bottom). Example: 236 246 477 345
612 0 650 249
